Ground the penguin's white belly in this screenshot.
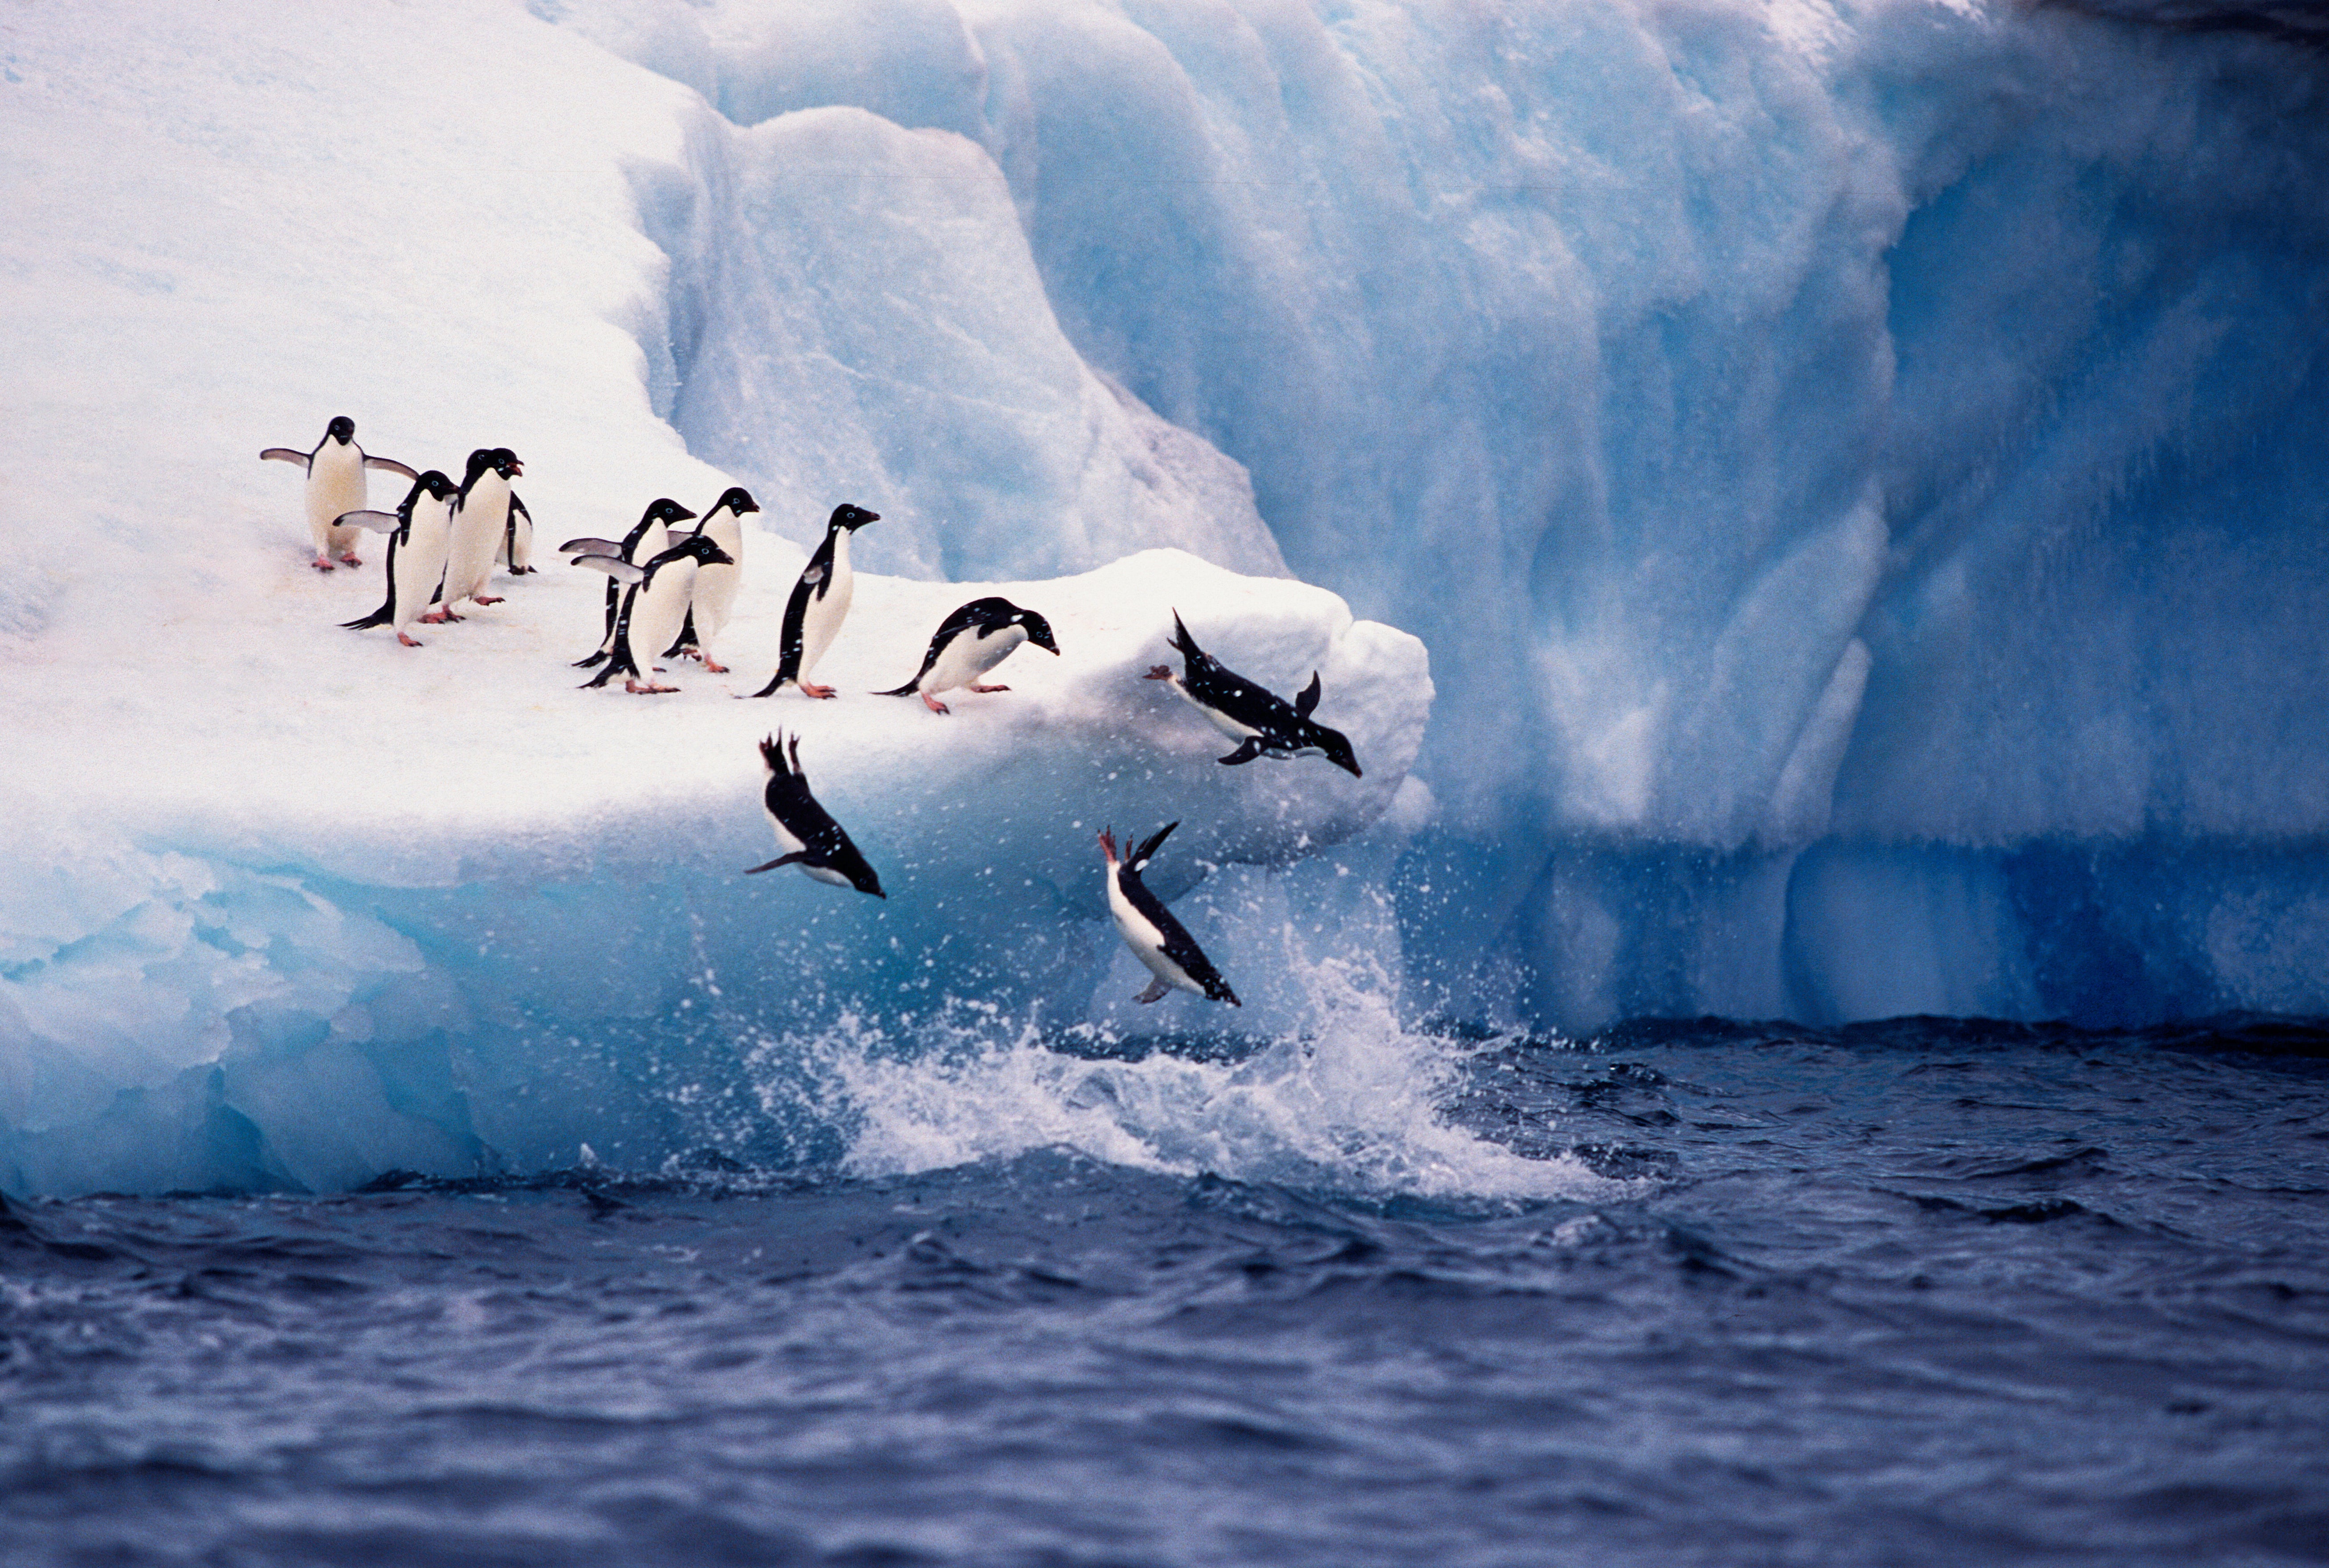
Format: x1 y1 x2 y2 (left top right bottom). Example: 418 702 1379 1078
694 514 743 645
1105 874 1200 994
307 448 367 550
393 504 454 633
629 562 697 672
799 573 852 678
693 563 738 646
1175 683 1262 743
926 625 1026 694
444 478 508 605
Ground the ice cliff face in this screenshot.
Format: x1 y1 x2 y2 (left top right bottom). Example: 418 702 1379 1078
540 0 2329 1024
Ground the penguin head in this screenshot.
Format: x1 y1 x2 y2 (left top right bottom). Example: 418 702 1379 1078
1311 725 1363 779
644 497 698 527
461 448 498 488
325 415 355 444
828 504 879 533
715 486 759 517
414 470 457 501
491 447 523 478
654 534 733 568
1013 607 1061 656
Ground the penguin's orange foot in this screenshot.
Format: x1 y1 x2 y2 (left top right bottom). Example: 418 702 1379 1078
396 632 424 648
1143 665 1173 680
801 682 837 699
625 680 679 695
341 553 363 566
311 558 336 573
969 683 1011 693
420 609 459 624
920 691 952 715
473 594 503 606
702 658 728 674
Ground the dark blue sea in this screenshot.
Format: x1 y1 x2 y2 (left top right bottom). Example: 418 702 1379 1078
4 1017 2327 1567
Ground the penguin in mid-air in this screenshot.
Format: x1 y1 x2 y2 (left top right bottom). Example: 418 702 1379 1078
748 504 878 699
663 486 757 673
566 498 696 668
433 448 524 620
1098 822 1239 1006
745 732 884 897
336 470 459 647
1145 611 1362 776
875 597 1060 714
261 415 418 572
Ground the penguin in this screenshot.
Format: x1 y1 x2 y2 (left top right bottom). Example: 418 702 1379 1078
875 597 1060 714
747 504 879 699
496 489 537 574
432 448 523 620
663 486 757 673
568 498 694 668
1144 611 1362 777
571 533 732 694
745 732 885 897
261 415 418 572
337 470 459 647
1098 822 1239 1006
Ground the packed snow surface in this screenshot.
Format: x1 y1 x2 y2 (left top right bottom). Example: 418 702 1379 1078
3 0 2327 1192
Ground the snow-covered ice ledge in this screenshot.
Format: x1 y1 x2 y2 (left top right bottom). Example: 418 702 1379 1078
0 546 1429 1196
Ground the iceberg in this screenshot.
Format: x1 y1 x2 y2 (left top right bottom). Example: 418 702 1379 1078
3 0 2325 1192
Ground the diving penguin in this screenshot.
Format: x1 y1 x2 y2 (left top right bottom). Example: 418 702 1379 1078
1099 821 1239 1006
747 504 879 699
1144 611 1362 776
260 415 419 572
336 470 459 647
874 597 1060 714
745 732 885 897
434 447 524 619
566 498 696 668
663 486 757 673
570 532 732 694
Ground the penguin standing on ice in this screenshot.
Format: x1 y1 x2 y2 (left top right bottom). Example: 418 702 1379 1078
1145 611 1362 776
1099 822 1239 1006
570 532 732 694
664 486 757 673
432 448 524 621
337 470 459 647
567 498 696 668
874 597 1060 714
745 732 884 896
748 504 878 699
261 416 418 572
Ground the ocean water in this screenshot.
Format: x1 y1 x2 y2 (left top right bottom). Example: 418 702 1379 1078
4 1018 2326 1567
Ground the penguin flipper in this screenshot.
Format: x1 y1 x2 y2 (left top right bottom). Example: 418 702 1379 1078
1295 672 1322 718
1217 738 1265 766
1135 977 1172 1005
570 555 644 586
260 448 310 468
559 537 624 558
744 853 809 875
333 510 402 534
365 456 419 479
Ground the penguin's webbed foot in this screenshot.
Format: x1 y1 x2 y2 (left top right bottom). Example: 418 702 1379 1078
919 691 951 715
396 632 424 648
311 558 336 573
1143 665 1173 680
340 553 363 566
625 679 679 695
472 594 503 606
420 610 460 624
801 682 838 700
968 683 1011 694
702 658 728 674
